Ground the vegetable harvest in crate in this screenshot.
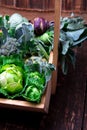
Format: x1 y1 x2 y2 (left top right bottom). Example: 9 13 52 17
0 13 55 103
0 13 87 103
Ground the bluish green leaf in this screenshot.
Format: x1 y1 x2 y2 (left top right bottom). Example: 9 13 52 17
66 28 86 41
72 36 87 46
62 41 70 55
60 55 68 75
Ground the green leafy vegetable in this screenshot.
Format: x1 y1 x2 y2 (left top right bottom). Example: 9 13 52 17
22 71 45 103
0 64 23 96
22 85 42 103
66 28 87 41
16 23 34 42
24 56 55 83
25 71 45 91
59 16 87 74
0 13 86 104
9 13 28 29
0 13 56 103
0 37 21 56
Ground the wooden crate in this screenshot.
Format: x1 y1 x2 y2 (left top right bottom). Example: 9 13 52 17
0 0 61 113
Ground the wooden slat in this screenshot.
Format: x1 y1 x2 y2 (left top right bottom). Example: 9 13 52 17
81 41 87 130
0 6 54 21
83 91 87 130
16 0 27 8
52 0 61 94
28 0 44 9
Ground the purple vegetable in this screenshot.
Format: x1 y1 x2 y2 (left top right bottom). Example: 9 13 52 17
34 17 49 36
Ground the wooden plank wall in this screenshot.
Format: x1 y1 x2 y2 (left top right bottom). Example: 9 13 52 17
0 0 87 11
0 0 55 9
1 0 87 21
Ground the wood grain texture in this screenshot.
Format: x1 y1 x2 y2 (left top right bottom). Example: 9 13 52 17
81 41 87 130
83 86 87 130
39 42 87 130
52 0 61 94
0 36 86 130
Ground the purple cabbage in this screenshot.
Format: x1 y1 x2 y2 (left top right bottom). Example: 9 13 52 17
34 17 49 36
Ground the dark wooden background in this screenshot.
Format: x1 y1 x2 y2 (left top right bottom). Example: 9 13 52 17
0 1 87 129
0 39 86 130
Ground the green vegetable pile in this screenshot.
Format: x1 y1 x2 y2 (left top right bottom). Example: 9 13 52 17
0 13 87 103
59 16 87 74
0 13 55 103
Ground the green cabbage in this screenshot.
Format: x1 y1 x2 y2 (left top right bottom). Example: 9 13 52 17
23 85 42 102
22 71 46 102
0 64 23 95
9 13 28 29
26 71 45 91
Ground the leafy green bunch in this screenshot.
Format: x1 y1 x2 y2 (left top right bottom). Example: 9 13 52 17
0 55 55 102
59 16 87 74
0 13 55 103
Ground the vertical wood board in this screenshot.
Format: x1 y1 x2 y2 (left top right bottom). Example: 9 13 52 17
52 0 61 94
